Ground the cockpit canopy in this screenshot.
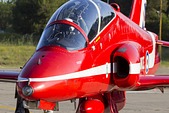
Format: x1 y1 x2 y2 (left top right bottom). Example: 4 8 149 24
37 0 115 51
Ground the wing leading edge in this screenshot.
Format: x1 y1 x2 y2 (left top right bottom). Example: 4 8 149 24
134 75 169 91
157 40 169 47
0 71 19 82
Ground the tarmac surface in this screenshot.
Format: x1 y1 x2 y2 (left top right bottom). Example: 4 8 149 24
0 66 169 113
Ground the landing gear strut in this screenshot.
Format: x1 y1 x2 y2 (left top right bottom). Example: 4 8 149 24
106 93 119 113
15 95 30 113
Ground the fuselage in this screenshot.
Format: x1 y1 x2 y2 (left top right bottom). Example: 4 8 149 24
17 0 159 104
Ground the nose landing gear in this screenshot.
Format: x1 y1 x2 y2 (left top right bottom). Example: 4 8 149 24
15 95 30 113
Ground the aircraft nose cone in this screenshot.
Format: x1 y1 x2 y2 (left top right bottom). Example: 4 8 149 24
17 46 90 101
19 46 85 79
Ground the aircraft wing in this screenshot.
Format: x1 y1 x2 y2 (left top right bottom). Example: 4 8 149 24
134 75 169 91
157 40 169 47
0 71 19 82
134 40 169 91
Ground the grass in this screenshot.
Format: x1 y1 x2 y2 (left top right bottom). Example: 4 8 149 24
161 61 169 67
1 45 169 69
0 45 36 69
0 33 169 69
0 45 169 69
161 47 169 67
0 33 38 69
0 33 39 46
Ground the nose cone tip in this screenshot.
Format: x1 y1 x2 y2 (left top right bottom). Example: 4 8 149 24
22 86 34 97
16 82 35 101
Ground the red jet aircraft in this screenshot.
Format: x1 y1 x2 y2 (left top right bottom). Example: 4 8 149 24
1 0 169 113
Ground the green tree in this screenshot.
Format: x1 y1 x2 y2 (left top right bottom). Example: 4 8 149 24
12 0 67 35
146 0 169 41
162 14 169 40
0 2 14 31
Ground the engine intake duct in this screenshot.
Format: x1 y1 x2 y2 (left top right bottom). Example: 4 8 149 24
112 43 141 90
115 56 129 79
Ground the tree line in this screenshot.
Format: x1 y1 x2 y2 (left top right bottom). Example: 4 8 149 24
0 0 67 35
0 0 169 41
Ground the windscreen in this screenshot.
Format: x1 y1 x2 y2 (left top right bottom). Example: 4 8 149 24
37 23 87 51
47 0 99 41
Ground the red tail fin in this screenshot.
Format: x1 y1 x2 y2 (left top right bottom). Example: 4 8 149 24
130 0 147 29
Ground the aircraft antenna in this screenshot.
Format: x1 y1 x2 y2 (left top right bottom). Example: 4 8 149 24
37 58 42 65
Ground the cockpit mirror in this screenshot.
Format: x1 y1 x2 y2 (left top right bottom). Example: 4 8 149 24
111 3 120 12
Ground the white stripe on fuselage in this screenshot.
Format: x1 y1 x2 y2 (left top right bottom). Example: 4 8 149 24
148 32 156 68
18 63 111 82
130 63 141 74
18 62 141 82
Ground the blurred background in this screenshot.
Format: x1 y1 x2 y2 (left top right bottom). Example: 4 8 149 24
0 0 169 68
